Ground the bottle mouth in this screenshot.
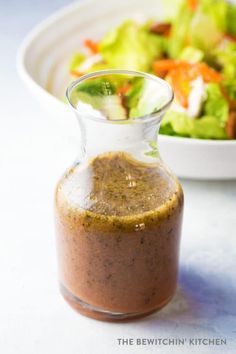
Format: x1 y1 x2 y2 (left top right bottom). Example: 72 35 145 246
66 69 174 124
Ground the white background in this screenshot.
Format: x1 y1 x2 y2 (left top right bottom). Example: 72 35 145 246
1 1 236 353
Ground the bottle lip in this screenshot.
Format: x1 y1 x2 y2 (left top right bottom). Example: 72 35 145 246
66 69 174 124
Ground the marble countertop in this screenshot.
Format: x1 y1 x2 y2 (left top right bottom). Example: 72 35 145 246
1 1 236 353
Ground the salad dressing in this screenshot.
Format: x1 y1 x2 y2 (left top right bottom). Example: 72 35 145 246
55 152 183 318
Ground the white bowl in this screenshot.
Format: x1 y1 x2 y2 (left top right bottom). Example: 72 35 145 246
17 0 236 179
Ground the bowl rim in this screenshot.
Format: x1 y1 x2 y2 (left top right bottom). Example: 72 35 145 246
17 0 236 145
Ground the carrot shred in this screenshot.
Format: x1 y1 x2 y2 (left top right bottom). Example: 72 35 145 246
117 84 132 95
187 0 199 11
84 39 99 54
153 60 222 83
170 69 190 108
190 63 222 83
153 59 222 107
153 59 189 73
153 69 168 78
70 69 84 77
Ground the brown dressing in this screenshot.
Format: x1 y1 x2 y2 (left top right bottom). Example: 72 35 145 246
55 152 183 318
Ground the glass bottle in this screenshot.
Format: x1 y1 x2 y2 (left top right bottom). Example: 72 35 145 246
55 70 184 321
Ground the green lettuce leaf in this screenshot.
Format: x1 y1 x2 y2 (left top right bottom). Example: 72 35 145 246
168 3 193 58
74 78 116 96
125 77 170 119
70 53 86 71
215 42 236 80
222 78 236 101
227 4 236 37
160 0 184 22
189 0 227 53
179 46 204 63
168 0 227 58
191 116 227 139
125 77 145 118
99 20 165 71
161 111 194 137
160 110 228 139
203 83 228 123
72 79 127 120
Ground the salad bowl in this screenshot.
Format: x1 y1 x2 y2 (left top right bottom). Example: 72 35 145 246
17 0 236 179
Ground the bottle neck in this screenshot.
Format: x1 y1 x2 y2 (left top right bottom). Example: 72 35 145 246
77 116 162 163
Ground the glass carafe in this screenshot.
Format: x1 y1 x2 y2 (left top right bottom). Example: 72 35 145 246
55 70 184 321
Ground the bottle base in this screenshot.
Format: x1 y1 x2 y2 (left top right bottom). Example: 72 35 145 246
60 284 173 322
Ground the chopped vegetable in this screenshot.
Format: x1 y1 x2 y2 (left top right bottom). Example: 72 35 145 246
191 116 228 139
84 39 99 54
187 76 206 118
117 84 132 95
214 42 236 80
153 59 189 73
75 78 116 96
188 0 227 53
150 22 171 36
179 46 204 63
160 111 228 139
70 53 85 72
187 0 199 12
168 3 193 58
203 83 228 123
222 78 236 102
226 4 236 37
99 20 165 71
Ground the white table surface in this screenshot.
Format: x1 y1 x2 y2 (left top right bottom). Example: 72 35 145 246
1 1 236 353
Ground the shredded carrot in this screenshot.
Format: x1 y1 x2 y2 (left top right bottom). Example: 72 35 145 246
174 87 189 108
153 59 222 107
117 84 132 95
190 63 222 83
170 69 190 108
84 39 99 54
70 69 84 77
153 59 189 73
176 91 189 108
153 69 168 78
187 0 199 11
153 60 222 82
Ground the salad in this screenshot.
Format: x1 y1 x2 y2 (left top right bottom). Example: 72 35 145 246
69 0 236 139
